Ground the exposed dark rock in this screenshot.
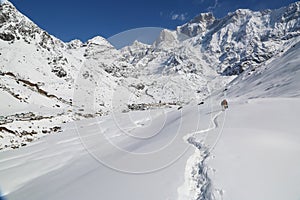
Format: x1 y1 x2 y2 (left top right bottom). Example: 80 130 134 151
52 66 67 78
0 32 15 41
130 83 145 90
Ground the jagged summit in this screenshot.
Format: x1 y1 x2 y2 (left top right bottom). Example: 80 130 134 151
154 29 178 48
131 40 149 47
0 0 8 5
0 0 65 52
67 39 83 49
178 13 215 37
190 12 215 24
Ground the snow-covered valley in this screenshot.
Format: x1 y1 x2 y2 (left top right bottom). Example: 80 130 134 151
1 0 300 199
1 97 300 200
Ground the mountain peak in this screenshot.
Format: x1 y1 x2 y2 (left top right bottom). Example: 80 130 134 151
154 29 178 48
232 8 252 14
131 40 149 47
178 12 215 37
190 12 215 24
86 36 114 47
67 39 83 49
0 0 8 5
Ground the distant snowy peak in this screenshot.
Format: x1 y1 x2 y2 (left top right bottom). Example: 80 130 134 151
190 12 215 24
131 40 151 48
119 40 151 66
177 1 300 75
278 1 300 25
121 1 300 76
120 40 150 56
67 39 83 49
0 0 8 5
86 36 114 48
154 29 179 49
178 1 300 39
282 1 300 14
178 12 215 37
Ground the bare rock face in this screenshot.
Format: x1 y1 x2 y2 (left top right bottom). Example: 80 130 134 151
178 12 215 37
0 32 14 41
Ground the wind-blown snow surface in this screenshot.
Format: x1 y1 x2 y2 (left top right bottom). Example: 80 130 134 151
1 98 300 200
0 103 216 200
206 98 300 200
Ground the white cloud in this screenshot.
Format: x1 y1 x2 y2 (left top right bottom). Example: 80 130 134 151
194 0 219 12
171 13 188 21
207 0 219 12
193 0 205 4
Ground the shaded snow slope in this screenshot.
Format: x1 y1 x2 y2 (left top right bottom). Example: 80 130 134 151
206 98 300 200
225 38 300 99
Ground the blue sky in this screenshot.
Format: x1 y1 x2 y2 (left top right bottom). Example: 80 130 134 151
9 0 299 43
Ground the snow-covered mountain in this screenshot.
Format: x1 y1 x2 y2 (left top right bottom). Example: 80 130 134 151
1 1 300 200
0 0 299 151
178 3 300 75
1 40 299 200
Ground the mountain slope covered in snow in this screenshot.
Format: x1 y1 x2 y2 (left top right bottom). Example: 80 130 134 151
0 0 299 150
0 0 300 200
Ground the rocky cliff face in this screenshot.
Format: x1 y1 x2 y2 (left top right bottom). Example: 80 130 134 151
176 2 300 75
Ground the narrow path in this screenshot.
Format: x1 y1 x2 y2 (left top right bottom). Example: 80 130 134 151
184 110 222 143
181 110 224 200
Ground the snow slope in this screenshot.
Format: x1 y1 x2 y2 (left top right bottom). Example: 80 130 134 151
1 96 299 199
0 102 217 200
206 98 300 200
198 29 300 199
225 38 300 99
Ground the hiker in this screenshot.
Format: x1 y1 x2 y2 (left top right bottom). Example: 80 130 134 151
221 99 228 110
